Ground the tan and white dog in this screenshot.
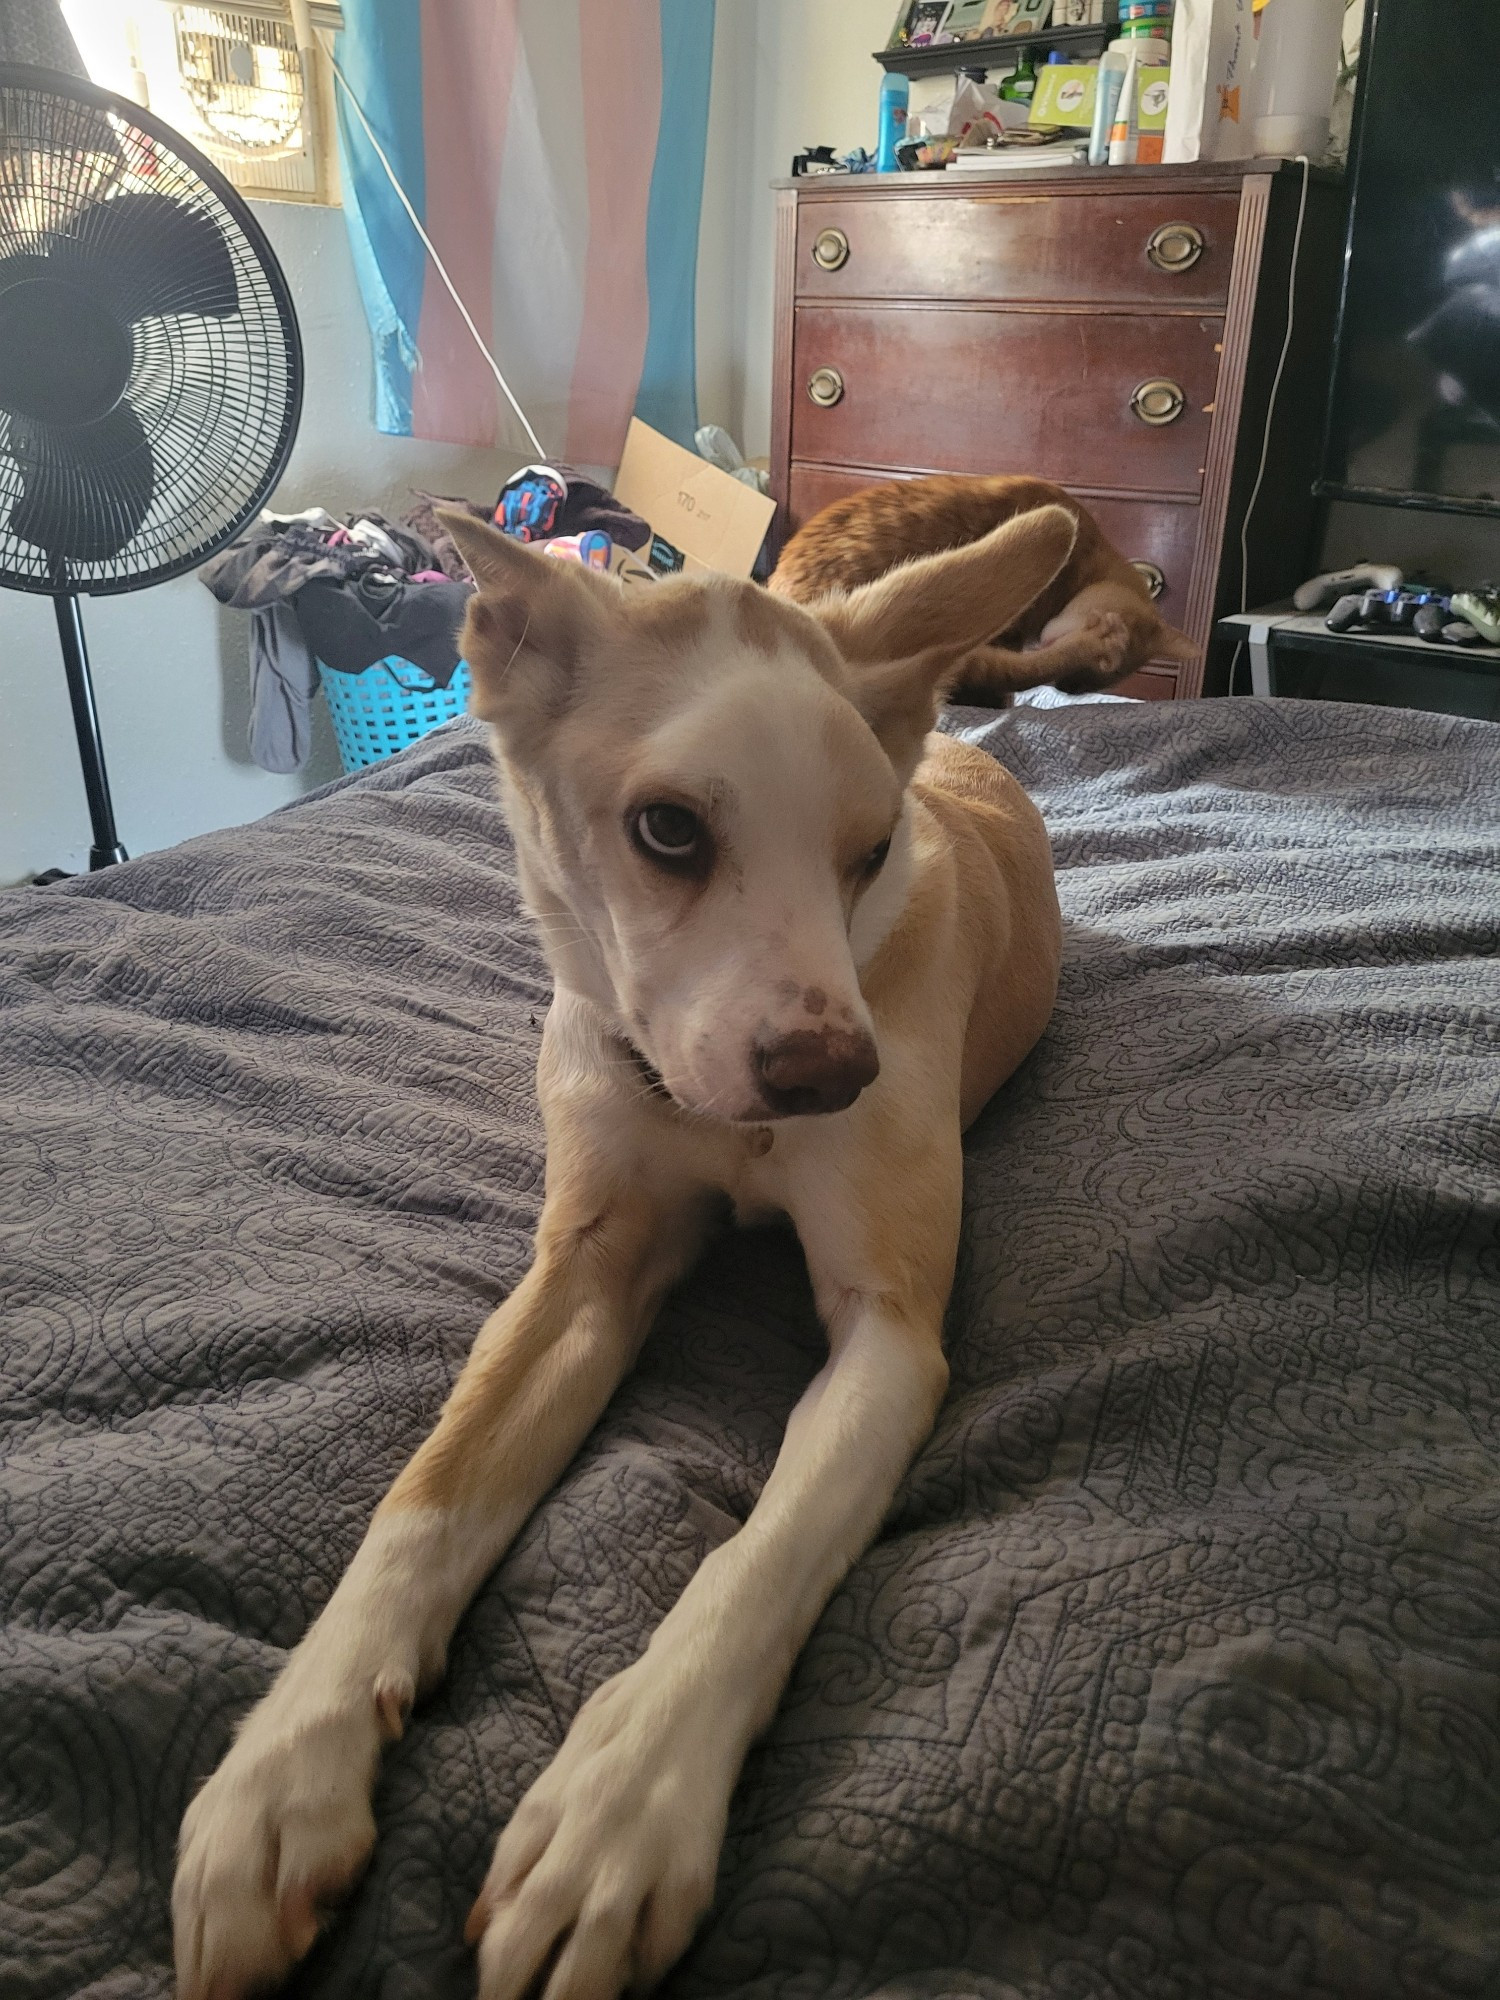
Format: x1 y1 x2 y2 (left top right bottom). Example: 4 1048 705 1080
172 502 1077 2000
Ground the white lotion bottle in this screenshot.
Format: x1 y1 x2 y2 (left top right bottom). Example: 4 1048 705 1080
1088 40 1131 165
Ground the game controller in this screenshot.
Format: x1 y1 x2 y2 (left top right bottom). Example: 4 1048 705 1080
1325 587 1439 630
1451 590 1500 644
1293 562 1405 612
1323 587 1487 647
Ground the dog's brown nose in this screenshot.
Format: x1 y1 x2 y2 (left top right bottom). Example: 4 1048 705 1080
754 1027 879 1117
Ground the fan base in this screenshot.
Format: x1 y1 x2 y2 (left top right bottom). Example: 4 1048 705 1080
30 843 127 885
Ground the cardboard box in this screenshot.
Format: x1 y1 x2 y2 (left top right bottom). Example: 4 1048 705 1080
1030 62 1167 133
1030 62 1097 126
614 419 776 580
1137 65 1170 139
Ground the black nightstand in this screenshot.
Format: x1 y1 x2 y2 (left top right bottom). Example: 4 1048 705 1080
1216 608 1500 721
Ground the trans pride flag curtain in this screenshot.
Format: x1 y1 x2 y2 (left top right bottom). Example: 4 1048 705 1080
333 0 716 465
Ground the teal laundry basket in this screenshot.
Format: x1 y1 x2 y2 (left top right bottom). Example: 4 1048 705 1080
319 656 472 772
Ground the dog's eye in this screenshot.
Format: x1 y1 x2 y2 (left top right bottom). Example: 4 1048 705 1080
635 803 703 861
862 836 892 878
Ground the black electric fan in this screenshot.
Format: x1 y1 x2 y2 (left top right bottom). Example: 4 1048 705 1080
0 63 302 870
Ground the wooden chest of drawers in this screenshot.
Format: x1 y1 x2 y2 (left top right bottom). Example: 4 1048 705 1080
770 161 1343 699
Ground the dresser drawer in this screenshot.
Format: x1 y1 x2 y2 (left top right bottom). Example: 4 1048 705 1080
1082 495 1200 629
1113 663 1182 699
796 191 1241 308
784 462 916 529
792 305 1220 495
784 465 1200 635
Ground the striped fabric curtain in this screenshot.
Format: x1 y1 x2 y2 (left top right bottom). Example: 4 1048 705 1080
333 0 717 466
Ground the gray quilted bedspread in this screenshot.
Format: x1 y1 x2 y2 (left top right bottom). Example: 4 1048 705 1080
3 698 1498 2000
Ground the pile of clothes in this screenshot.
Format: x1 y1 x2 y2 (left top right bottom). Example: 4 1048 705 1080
200 465 656 773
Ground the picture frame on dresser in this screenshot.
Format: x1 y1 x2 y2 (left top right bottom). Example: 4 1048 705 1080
891 2 955 50
943 0 998 37
769 161 1345 700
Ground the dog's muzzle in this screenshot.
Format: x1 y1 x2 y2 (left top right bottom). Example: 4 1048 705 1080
753 1027 879 1118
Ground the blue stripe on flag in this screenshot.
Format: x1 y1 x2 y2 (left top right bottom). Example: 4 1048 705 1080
334 0 426 436
634 0 716 447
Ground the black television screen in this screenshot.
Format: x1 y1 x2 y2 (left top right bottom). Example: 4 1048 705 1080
1320 0 1500 517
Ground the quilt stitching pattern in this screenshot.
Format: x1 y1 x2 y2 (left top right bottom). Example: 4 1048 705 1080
1 702 1497 1998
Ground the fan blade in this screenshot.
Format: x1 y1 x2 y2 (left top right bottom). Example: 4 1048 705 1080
58 192 239 322
9 399 155 564
0 252 52 294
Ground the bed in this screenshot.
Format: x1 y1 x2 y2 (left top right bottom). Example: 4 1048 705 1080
3 697 1497 1999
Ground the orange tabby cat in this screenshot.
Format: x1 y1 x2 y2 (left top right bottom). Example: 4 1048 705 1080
770 475 1197 704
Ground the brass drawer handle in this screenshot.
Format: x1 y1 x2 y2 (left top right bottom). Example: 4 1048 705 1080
1147 221 1205 272
1132 560 1166 600
1132 378 1185 427
807 366 845 409
811 226 850 272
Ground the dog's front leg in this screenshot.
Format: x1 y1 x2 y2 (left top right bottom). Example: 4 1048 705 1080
173 1079 709 2000
469 1124 960 2000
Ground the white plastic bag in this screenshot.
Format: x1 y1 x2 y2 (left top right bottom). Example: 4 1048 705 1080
911 72 1008 144
1162 0 1255 164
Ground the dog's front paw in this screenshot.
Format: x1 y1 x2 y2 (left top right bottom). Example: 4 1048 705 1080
172 1677 392 2000
1055 611 1133 691
468 1666 727 1999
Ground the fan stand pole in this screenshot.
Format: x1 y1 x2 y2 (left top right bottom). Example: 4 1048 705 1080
53 589 128 870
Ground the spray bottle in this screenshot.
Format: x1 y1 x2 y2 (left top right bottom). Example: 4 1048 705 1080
877 72 910 173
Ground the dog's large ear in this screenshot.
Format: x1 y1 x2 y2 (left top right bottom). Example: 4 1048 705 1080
438 510 617 737
813 505 1078 775
1154 620 1200 666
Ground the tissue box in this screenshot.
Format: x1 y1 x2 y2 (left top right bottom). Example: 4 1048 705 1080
1030 62 1168 136
1029 63 1098 127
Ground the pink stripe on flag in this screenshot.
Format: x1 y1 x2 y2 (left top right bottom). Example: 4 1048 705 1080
565 0 663 467
411 0 520 447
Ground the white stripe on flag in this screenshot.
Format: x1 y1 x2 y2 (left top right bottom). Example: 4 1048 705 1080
487 0 592 464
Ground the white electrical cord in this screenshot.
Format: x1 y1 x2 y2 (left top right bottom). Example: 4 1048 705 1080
1229 152 1312 697
321 36 547 459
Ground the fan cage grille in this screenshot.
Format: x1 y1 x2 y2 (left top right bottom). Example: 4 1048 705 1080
0 66 301 595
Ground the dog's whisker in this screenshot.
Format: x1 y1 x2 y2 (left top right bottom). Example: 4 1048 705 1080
494 610 532 686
